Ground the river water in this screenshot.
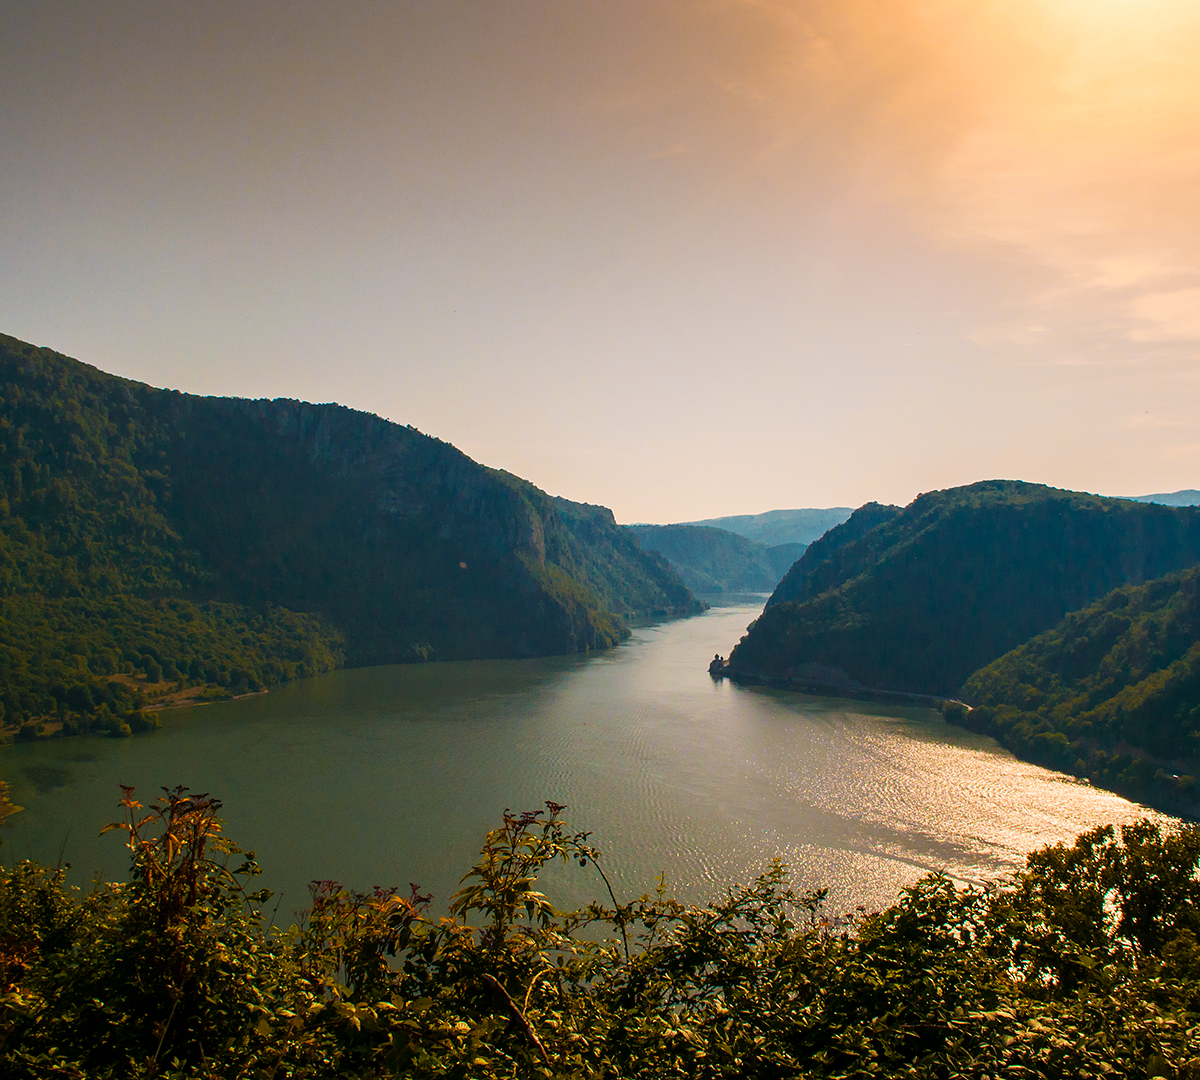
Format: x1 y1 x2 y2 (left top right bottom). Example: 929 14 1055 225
0 603 1165 919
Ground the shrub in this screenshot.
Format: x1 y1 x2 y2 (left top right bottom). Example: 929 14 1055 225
3 794 1200 1078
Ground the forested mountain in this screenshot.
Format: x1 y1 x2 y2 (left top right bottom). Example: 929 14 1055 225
683 506 852 547
765 501 902 608
0 333 700 737
726 480 1200 697
955 566 1200 813
626 524 802 594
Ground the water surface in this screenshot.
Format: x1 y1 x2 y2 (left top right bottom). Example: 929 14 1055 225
1 604 1165 917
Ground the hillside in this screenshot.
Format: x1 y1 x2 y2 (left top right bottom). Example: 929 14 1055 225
684 506 852 547
0 333 701 737
955 566 1200 814
626 524 801 594
765 501 902 608
726 480 1200 697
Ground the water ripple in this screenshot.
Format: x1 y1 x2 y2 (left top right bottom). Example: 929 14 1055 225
1 604 1171 915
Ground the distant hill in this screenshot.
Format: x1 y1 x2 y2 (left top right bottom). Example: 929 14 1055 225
1129 490 1200 507
726 480 1200 697
682 507 852 548
957 566 1200 815
626 524 802 594
0 332 701 737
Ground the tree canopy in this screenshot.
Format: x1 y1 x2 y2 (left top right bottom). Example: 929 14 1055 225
0 332 701 740
3 791 1200 1078
956 565 1200 814
729 481 1200 697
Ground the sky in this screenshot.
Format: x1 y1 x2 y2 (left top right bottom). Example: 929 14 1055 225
3 1 1198 523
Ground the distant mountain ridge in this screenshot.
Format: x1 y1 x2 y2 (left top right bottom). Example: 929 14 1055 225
0 332 701 737
1129 490 1200 507
626 524 802 595
671 507 853 548
726 480 1200 697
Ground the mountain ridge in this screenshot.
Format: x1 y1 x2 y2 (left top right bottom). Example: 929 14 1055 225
725 480 1200 698
640 507 853 548
956 564 1200 815
0 332 701 739
1128 489 1200 507
626 523 802 594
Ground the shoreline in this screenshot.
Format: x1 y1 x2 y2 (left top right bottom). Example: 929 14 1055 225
714 664 956 711
714 665 1197 821
147 687 270 712
0 683 273 747
0 685 271 823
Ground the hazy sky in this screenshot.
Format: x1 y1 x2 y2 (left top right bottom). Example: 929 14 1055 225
3 1 1198 522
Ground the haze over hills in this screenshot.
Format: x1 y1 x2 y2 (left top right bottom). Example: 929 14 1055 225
675 507 853 548
0 332 701 737
625 524 802 596
1129 490 1200 507
727 480 1200 698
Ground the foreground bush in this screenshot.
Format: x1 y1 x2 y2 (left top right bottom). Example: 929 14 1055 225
2 791 1200 1078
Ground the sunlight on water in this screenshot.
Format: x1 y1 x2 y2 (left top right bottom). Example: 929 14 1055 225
0 604 1170 918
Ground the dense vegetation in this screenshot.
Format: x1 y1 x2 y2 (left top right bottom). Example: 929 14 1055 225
626 524 802 594
728 481 1200 697
953 565 1200 815
4 789 1200 1078
547 499 702 623
0 333 700 741
765 501 902 609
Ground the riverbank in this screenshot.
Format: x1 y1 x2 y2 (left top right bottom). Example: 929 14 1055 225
0 681 272 826
0 780 20 824
714 662 1197 821
1 603 1166 919
0 678 271 750
713 663 954 711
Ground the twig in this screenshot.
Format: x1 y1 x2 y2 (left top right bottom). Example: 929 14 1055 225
150 996 179 1072
589 858 630 961
522 967 556 1017
483 973 551 1066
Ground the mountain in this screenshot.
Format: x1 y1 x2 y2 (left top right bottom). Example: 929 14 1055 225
1129 490 1200 507
682 507 853 548
956 566 1200 814
725 480 1200 697
626 524 802 594
0 333 701 737
765 502 902 608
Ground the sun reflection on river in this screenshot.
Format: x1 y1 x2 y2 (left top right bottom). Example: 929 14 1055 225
0 603 1171 918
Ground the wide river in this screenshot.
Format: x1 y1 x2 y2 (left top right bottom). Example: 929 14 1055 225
0 602 1166 919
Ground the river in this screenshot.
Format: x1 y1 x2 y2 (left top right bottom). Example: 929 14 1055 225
0 602 1165 919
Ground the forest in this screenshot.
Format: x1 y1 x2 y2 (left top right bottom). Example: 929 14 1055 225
2 788 1199 1078
724 481 1200 813
0 333 700 742
626 523 802 594
728 481 1200 696
954 565 1200 814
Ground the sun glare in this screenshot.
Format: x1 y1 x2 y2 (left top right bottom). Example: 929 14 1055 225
1053 0 1194 21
